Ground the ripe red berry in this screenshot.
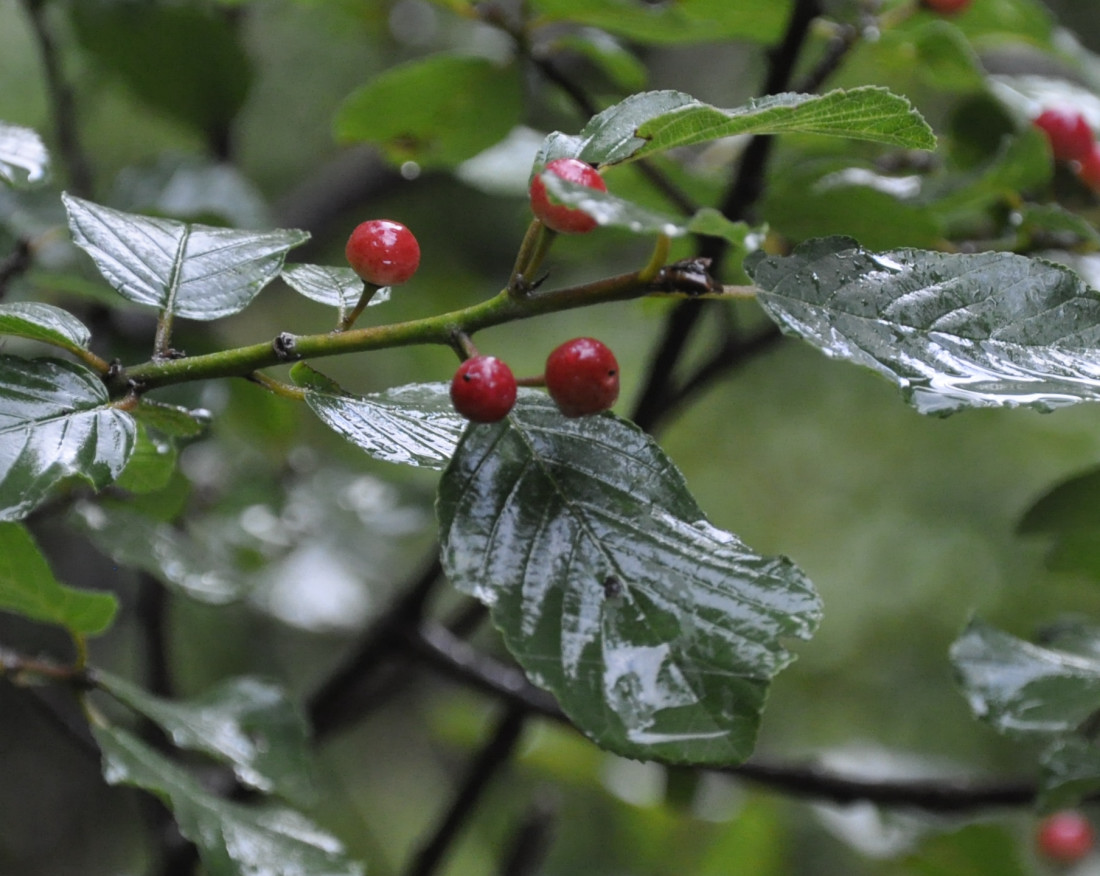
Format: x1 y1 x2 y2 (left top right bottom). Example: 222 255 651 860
450 356 517 423
920 0 971 13
1037 811 1095 864
529 157 608 234
1034 109 1095 164
544 337 619 418
345 219 420 286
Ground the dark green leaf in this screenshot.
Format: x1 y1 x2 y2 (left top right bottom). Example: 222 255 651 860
0 356 135 521
281 264 390 319
0 521 117 635
293 368 466 470
133 399 211 439
744 236 1100 416
0 122 49 187
71 503 246 605
335 55 523 168
632 87 936 162
529 0 793 45
951 619 1100 736
92 724 364 876
437 395 820 764
63 193 309 320
1039 736 1100 810
97 670 314 803
1018 466 1100 578
114 425 177 494
0 303 91 354
70 1 252 137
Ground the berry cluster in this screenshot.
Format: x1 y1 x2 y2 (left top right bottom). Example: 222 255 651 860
449 338 620 424
1033 108 1100 192
1036 810 1095 864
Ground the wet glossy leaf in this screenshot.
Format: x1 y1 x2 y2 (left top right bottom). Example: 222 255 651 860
133 399 211 439
292 368 466 470
63 193 309 320
97 670 314 803
0 522 117 635
0 356 135 521
0 303 91 354
437 395 820 764
281 264 390 319
92 724 364 876
114 426 177 495
335 55 523 168
0 122 49 187
631 87 936 162
71 503 246 605
745 236 1100 415
538 172 750 243
530 0 792 45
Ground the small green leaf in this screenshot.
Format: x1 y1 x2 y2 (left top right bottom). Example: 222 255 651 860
281 264 390 318
63 193 309 320
114 425 178 495
0 122 49 187
745 236 1100 416
92 724 364 876
437 395 820 764
1018 467 1100 578
293 369 466 470
538 172 751 244
335 54 523 168
0 522 117 635
133 399 211 439
632 87 936 162
530 0 793 45
0 356 135 521
0 303 91 354
96 670 315 804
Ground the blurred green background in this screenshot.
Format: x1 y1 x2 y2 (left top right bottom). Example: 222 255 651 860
3 1 1100 874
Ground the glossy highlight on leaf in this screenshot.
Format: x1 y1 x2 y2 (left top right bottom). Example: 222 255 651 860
0 522 117 635
293 369 467 470
437 395 820 764
281 264 390 318
0 356 136 521
745 237 1100 415
62 193 309 320
0 122 49 187
92 724 364 876
0 302 91 354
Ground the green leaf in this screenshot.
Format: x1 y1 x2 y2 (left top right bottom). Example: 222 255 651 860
437 395 820 765
281 264 390 319
335 54 523 168
0 356 135 521
0 521 117 635
70 1 252 137
292 368 466 470
1018 466 1100 578
71 503 247 605
631 87 936 162
92 724 364 876
0 122 49 187
114 425 177 495
96 670 315 804
133 399 211 439
552 31 647 93
744 236 1100 416
529 0 793 45
0 302 91 354
62 193 309 320
538 172 751 243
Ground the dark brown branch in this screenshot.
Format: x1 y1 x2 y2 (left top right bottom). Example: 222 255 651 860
0 238 33 300
403 705 528 876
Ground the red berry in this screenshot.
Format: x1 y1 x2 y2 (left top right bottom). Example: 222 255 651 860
1078 143 1100 191
920 0 971 13
529 157 608 234
1037 811 1095 864
544 337 619 418
1034 109 1095 164
345 219 420 286
450 356 517 423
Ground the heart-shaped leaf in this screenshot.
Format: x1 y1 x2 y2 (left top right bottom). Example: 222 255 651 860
0 522 117 635
97 671 314 804
745 236 1100 415
437 395 820 764
63 193 308 320
0 122 49 187
0 356 135 521
293 367 466 470
92 724 363 876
